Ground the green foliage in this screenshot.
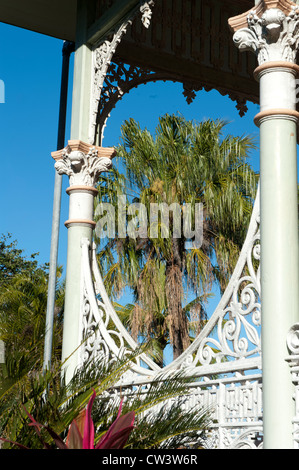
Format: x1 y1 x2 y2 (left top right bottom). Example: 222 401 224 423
0 350 212 449
0 233 40 288
0 234 64 388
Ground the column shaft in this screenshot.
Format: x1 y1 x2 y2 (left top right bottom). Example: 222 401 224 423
260 115 299 448
229 2 299 447
61 223 93 380
257 64 299 448
52 142 114 384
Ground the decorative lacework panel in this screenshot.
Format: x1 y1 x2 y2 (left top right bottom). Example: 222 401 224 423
78 186 262 448
162 187 261 375
79 239 160 377
79 186 261 377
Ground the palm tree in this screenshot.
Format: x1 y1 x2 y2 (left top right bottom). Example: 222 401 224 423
95 114 258 362
0 265 64 387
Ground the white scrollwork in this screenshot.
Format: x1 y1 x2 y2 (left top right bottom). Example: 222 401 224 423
77 184 263 448
157 186 261 376
95 59 167 144
89 1 156 145
90 26 131 145
79 238 160 379
140 0 155 28
94 55 253 147
230 429 263 449
233 6 299 64
284 330 299 449
54 146 112 187
287 323 299 355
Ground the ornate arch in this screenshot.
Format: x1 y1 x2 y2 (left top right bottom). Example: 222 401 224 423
81 0 263 448
80 185 261 379
89 1 157 145
78 184 262 448
88 0 257 146
92 56 253 145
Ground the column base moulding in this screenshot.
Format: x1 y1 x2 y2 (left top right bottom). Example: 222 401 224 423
64 219 97 229
254 108 299 126
254 61 299 80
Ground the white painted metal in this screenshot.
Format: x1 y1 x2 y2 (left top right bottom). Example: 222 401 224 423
78 186 263 448
89 1 155 145
68 189 95 222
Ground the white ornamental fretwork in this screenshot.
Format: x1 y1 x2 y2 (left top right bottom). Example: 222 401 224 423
79 238 161 377
286 323 299 449
78 185 263 448
159 186 261 376
80 182 262 379
89 1 155 144
231 2 299 65
96 57 252 145
140 0 155 28
91 23 131 145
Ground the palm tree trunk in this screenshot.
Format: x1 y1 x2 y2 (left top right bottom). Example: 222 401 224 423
166 238 190 359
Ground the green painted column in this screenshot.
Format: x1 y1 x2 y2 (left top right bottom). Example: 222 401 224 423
229 2 299 448
61 221 94 378
54 1 93 383
70 0 92 143
50 1 116 383
52 143 114 383
259 114 299 448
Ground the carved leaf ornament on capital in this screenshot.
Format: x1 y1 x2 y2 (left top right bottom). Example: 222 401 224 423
228 0 299 64
52 0 299 448
53 141 115 187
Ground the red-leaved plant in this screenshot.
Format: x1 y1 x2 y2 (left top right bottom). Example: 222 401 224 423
1 390 135 449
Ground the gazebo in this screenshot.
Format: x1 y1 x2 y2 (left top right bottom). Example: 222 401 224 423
2 0 299 449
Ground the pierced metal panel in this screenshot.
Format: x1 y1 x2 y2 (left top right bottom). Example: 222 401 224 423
78 185 262 448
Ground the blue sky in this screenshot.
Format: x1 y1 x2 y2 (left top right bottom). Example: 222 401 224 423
0 22 260 286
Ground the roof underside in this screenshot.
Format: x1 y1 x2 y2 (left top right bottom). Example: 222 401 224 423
0 0 255 42
0 0 78 41
0 0 260 122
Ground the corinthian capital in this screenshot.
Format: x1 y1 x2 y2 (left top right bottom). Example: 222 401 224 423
52 140 115 187
228 0 299 64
